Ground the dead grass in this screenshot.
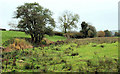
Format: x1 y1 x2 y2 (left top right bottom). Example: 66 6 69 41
4 38 33 52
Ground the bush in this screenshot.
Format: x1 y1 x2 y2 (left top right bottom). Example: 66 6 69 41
114 32 120 37
88 25 97 38
104 30 112 37
97 31 105 37
64 32 84 38
54 31 64 36
73 33 84 38
0 28 6 31
9 29 24 32
3 38 33 52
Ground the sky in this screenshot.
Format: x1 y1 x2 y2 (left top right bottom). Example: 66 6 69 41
0 0 119 31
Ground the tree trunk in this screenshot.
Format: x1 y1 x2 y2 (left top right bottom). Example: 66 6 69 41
30 34 34 42
35 37 38 43
39 34 44 43
65 28 67 33
35 34 38 43
39 34 41 42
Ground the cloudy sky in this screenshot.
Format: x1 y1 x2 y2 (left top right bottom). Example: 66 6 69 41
0 0 119 31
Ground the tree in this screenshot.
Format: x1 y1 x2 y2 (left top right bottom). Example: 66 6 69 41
114 32 120 37
58 11 79 33
97 31 105 37
80 21 96 38
114 32 118 36
80 21 89 38
14 2 55 43
45 26 54 36
104 30 112 37
88 30 94 38
88 25 97 38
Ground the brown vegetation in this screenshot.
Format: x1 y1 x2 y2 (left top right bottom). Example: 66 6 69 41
97 31 105 37
3 38 33 52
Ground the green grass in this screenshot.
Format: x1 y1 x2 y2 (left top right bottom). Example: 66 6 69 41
45 35 67 42
2 42 118 72
1 31 118 72
1 31 67 44
2 31 30 44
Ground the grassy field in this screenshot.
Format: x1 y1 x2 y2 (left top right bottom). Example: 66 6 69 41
2 42 118 72
2 31 67 44
1 31 118 72
2 31 30 44
45 35 67 42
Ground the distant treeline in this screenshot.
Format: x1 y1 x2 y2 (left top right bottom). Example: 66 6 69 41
0 28 6 31
50 31 120 38
9 29 25 32
0 28 26 32
1 28 120 38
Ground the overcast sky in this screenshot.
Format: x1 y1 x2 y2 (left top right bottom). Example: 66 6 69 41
0 0 119 31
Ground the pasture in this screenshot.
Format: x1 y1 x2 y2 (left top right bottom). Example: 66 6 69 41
2 31 67 45
1 31 119 72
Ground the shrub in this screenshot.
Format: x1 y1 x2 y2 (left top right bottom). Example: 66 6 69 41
9 29 24 32
114 32 120 37
3 38 33 52
97 31 105 37
88 25 97 38
0 28 6 31
64 32 84 38
88 30 94 38
80 22 97 38
54 31 64 36
72 32 84 38
104 30 112 37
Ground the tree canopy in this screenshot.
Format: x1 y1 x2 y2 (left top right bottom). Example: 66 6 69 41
104 30 112 37
97 31 105 37
14 2 55 43
80 21 96 38
58 11 79 33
